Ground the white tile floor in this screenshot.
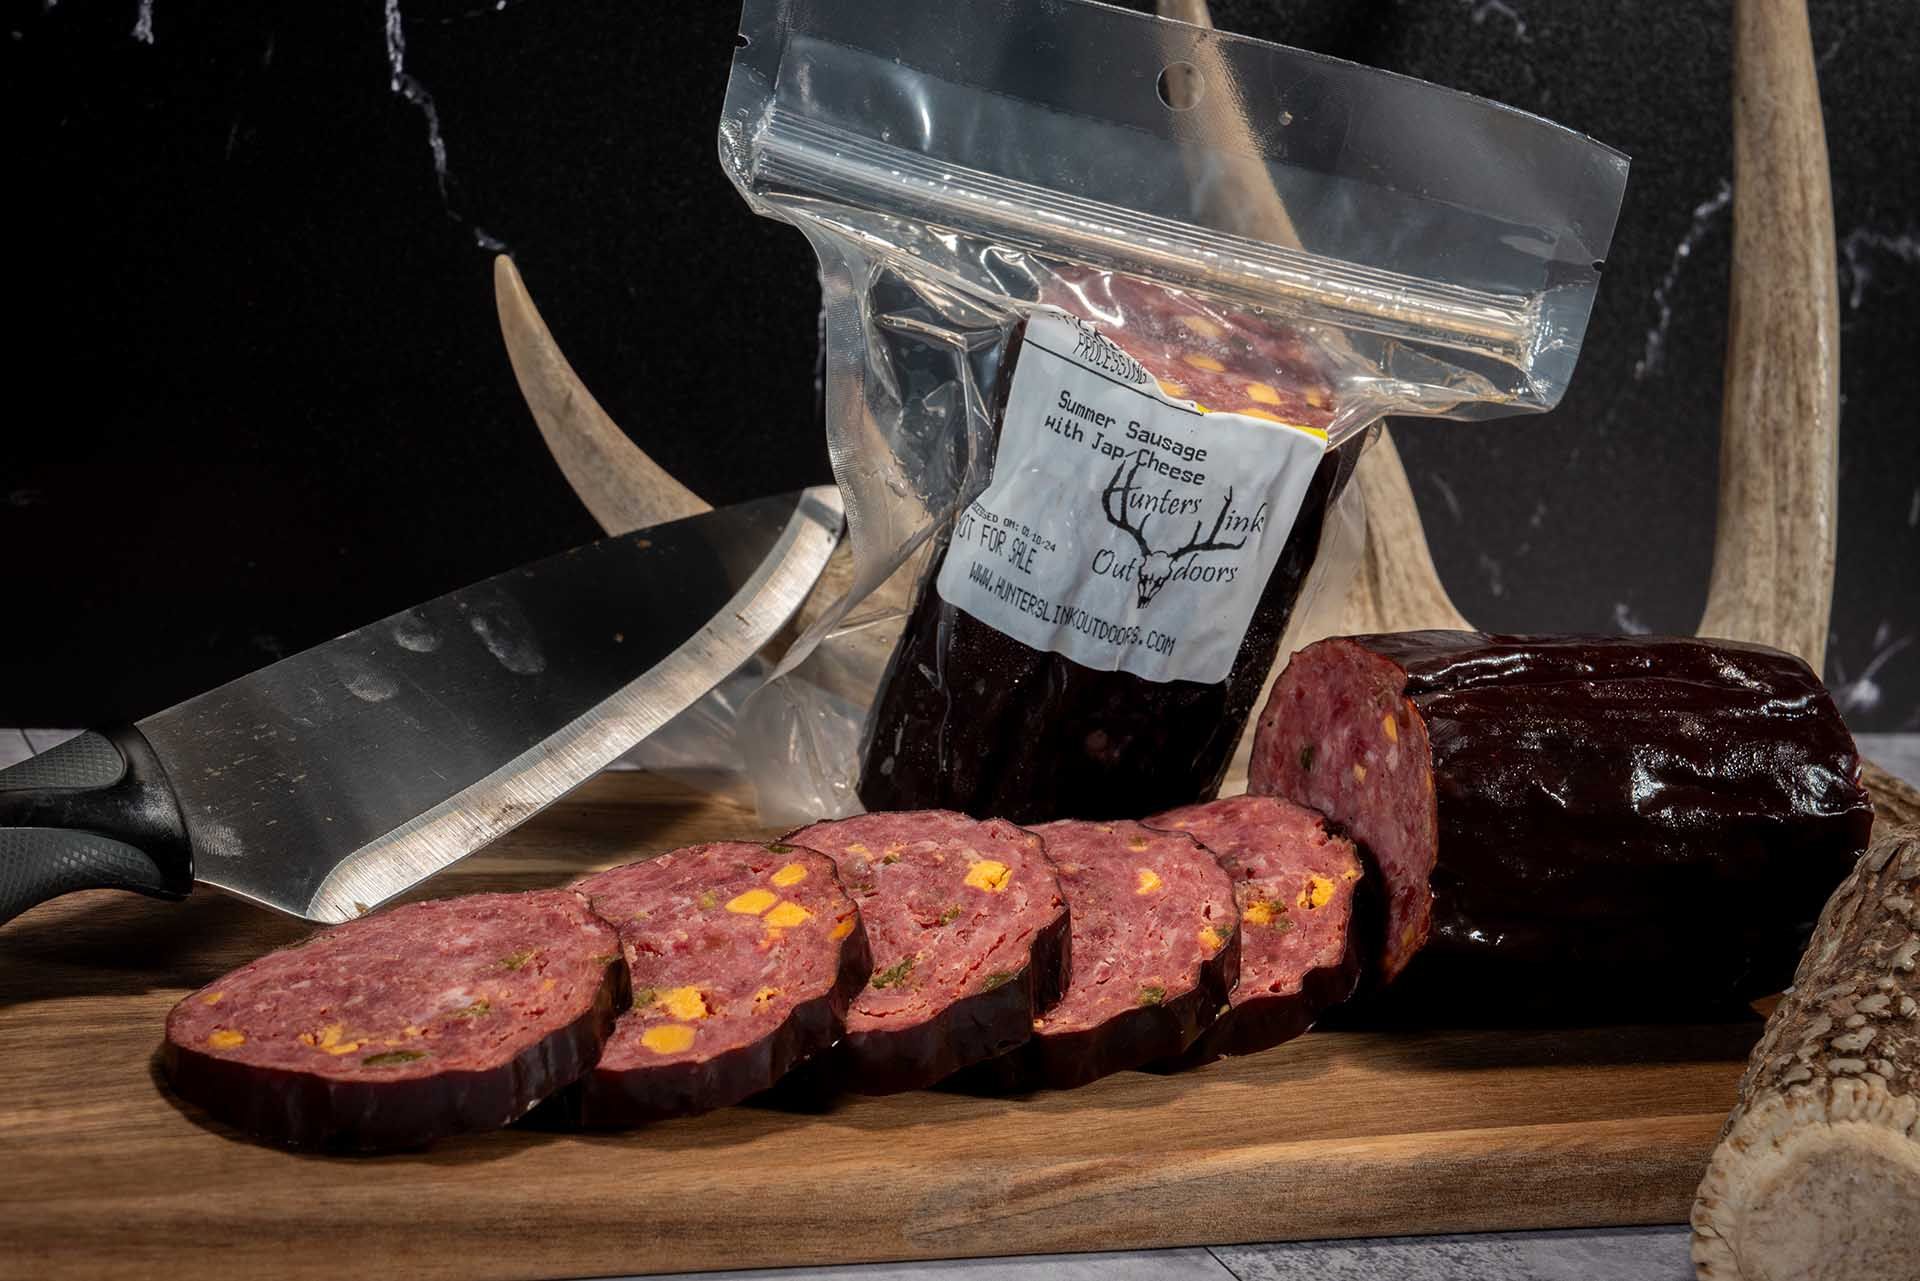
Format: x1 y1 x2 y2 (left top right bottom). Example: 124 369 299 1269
613 1226 1700 1281
627 1248 1239 1281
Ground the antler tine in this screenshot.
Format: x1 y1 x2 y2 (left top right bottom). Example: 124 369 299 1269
494 254 712 535
1695 0 1839 671
1152 1 1468 642
1335 430 1475 635
1152 0 1300 249
493 253 908 659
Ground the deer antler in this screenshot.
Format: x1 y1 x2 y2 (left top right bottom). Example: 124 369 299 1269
1326 1 1850 678
1151 1 1466 640
1102 461 1158 560
1696 0 1840 671
493 253 866 652
1335 430 1473 635
493 255 711 535
1156 0 1842 660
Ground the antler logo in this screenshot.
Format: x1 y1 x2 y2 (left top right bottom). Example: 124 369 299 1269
1101 460 1247 608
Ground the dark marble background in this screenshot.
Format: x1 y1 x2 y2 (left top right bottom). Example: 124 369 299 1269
5 0 1916 730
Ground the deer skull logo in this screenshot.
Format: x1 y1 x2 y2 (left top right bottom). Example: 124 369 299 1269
1101 460 1247 608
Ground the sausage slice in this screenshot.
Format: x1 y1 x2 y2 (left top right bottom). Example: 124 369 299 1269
787 810 1069 1092
1009 819 1239 1088
1148 795 1362 1058
567 841 871 1125
162 890 625 1150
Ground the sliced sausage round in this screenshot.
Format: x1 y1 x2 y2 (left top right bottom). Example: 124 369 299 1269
1148 794 1362 1059
786 810 1069 1093
161 889 625 1150
1010 819 1239 1089
566 841 871 1126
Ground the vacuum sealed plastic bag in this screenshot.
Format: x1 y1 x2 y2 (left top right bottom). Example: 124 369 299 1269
721 0 1627 823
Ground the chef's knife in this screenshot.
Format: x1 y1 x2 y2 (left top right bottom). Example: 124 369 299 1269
0 486 842 927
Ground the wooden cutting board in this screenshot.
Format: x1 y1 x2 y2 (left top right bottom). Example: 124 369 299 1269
0 771 1755 1281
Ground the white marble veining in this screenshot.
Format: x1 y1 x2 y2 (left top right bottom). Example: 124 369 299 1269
1634 179 1733 381
383 2 446 191
382 0 506 252
430 0 524 24
1838 226 1920 311
1611 601 1653 634
1832 625 1916 718
1476 550 1507 598
1462 0 1532 44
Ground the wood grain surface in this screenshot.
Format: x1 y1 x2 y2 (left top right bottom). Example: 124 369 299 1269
0 771 1761 1281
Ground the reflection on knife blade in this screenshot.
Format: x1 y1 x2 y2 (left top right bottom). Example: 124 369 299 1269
0 489 842 927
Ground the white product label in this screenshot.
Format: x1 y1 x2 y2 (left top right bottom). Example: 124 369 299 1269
935 307 1327 686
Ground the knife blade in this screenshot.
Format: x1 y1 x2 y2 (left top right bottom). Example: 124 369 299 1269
0 486 843 926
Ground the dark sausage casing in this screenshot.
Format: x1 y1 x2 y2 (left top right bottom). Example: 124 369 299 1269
1249 632 1875 1010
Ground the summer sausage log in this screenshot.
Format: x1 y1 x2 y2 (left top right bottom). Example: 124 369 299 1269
975 819 1239 1090
161 890 625 1150
565 842 871 1126
857 270 1359 825
1248 632 1875 1007
1148 795 1363 1060
786 810 1069 1093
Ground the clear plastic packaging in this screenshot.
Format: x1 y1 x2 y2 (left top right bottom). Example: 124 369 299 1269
721 0 1627 823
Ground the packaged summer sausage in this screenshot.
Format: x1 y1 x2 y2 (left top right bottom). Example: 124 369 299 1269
721 0 1627 822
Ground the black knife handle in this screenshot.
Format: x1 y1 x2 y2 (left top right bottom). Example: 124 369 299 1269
0 728 192 926
0 829 176 925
